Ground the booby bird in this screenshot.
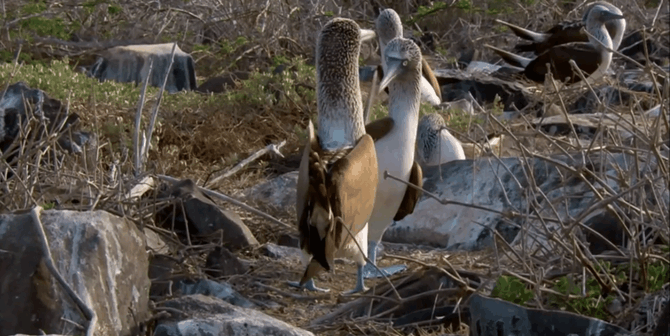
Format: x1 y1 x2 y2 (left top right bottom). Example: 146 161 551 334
495 1 625 55
416 113 466 168
288 18 379 293
363 37 425 279
486 4 625 85
375 8 442 107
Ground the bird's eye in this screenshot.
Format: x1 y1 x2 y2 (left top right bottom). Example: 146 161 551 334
402 60 408 66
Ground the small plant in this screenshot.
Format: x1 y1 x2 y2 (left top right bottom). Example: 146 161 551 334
547 275 614 321
491 275 534 305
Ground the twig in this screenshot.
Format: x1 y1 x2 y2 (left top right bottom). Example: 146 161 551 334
133 58 154 176
206 140 286 188
157 174 293 229
254 281 329 301
30 206 97 336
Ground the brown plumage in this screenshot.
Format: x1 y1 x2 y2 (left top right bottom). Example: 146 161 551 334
290 18 379 294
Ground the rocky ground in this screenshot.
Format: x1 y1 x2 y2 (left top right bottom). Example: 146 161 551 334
0 0 669 335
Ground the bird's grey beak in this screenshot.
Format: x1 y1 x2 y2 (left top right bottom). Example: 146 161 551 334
378 61 401 94
360 29 377 43
604 11 625 21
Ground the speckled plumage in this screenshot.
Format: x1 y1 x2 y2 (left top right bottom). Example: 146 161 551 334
416 113 465 167
316 18 366 151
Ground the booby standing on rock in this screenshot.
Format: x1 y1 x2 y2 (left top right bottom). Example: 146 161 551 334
495 1 626 55
363 37 425 279
288 18 379 293
486 4 625 85
416 113 466 168
376 8 442 107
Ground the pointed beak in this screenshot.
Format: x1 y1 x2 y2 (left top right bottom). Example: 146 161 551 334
360 29 377 43
604 11 625 21
378 61 401 94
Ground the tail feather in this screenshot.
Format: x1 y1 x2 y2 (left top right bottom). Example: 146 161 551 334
485 44 532 69
495 19 548 43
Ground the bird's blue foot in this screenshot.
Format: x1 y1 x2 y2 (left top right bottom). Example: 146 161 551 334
343 264 368 295
287 279 330 292
362 262 407 279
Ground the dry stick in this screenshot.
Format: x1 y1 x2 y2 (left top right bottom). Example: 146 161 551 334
30 206 97 336
206 140 287 188
133 58 154 176
254 281 329 301
156 174 292 229
144 42 178 167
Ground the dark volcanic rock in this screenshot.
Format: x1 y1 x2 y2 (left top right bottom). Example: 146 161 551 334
205 246 250 277
155 179 259 250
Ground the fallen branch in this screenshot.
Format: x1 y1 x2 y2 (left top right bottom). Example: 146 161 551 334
157 174 293 230
206 140 286 188
30 206 97 336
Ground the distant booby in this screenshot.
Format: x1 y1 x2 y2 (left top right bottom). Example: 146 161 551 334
288 18 379 293
375 8 442 107
363 37 425 279
416 113 466 168
495 1 626 55
486 4 625 85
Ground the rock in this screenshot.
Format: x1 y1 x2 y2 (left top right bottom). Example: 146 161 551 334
88 43 197 93
205 246 249 277
433 69 533 110
469 294 633 336
196 71 250 94
261 243 302 262
277 233 300 248
155 179 259 250
0 210 150 336
0 82 95 156
153 294 314 336
145 227 170 254
178 279 254 308
383 152 660 251
149 254 189 298
243 171 299 212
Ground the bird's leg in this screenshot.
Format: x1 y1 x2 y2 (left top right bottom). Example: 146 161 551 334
343 263 368 295
287 279 330 292
362 240 407 279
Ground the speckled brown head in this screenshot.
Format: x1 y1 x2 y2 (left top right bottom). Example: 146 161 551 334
416 113 445 164
316 18 365 151
375 9 403 48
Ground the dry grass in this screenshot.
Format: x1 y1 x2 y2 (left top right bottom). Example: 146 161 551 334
0 0 668 335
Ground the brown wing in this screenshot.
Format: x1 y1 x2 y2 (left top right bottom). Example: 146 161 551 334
392 160 423 221
515 20 587 54
421 58 442 101
525 42 600 84
365 117 394 142
327 134 378 254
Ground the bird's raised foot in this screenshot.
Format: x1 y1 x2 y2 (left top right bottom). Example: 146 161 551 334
287 279 331 292
362 263 407 279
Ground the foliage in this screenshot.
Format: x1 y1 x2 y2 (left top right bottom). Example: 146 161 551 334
492 275 534 305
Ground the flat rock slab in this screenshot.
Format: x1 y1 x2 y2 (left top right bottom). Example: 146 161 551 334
383 151 662 252
243 171 299 212
153 294 314 336
0 210 150 336
469 294 633 336
88 43 196 93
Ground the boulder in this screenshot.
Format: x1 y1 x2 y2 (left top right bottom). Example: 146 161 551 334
153 294 314 336
433 69 533 110
178 279 254 308
383 152 662 251
243 171 299 212
0 82 94 156
205 246 250 277
196 71 250 94
88 43 196 93
469 294 634 336
260 243 302 262
0 210 150 336
155 179 259 250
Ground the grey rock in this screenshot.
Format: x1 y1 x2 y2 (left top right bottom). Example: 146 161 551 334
178 279 254 308
153 294 314 336
469 294 633 336
0 210 150 336
243 171 298 211
88 43 196 93
155 179 259 250
261 243 302 262
383 152 661 251
0 82 95 156
205 246 249 277
277 233 299 248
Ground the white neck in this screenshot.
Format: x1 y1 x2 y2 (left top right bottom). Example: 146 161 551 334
387 79 421 150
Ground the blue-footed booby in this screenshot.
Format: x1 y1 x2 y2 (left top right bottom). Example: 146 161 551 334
486 4 625 85
362 37 425 279
288 18 379 293
416 113 466 168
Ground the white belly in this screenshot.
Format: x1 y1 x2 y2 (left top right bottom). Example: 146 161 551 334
420 76 441 106
424 130 466 166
